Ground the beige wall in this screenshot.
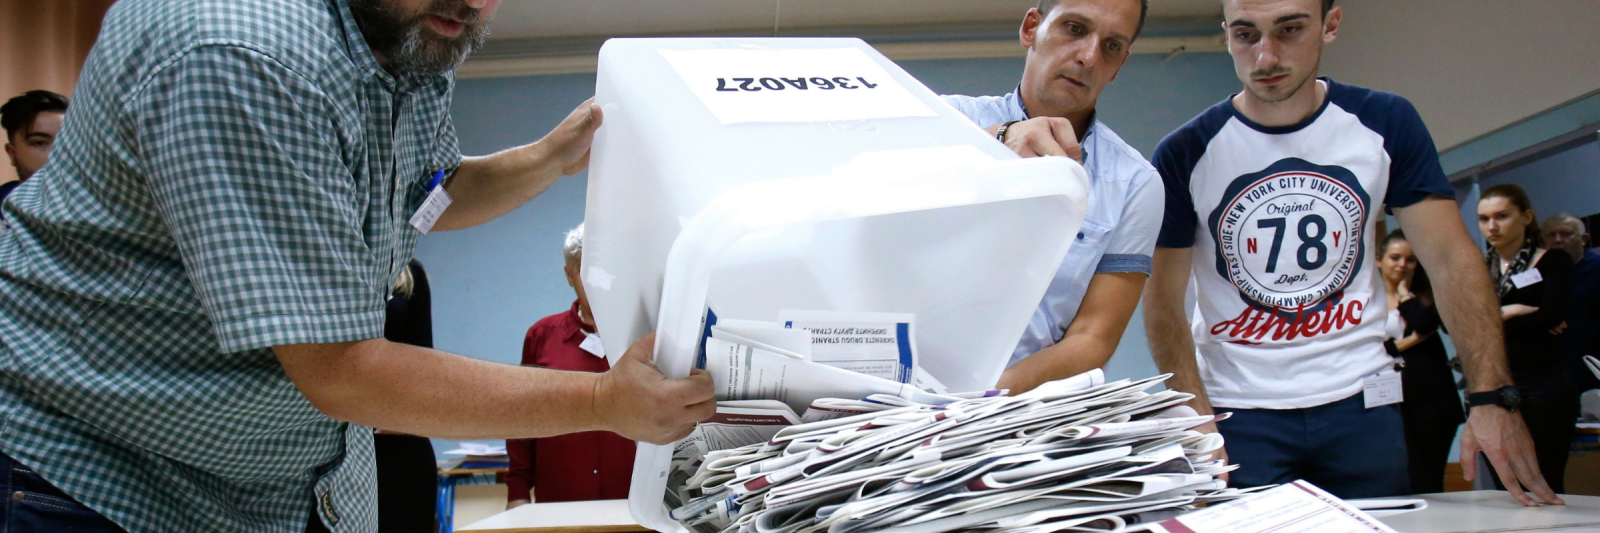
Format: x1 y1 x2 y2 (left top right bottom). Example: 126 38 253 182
0 0 115 184
1320 0 1600 150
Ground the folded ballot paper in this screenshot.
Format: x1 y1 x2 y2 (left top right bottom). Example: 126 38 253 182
662 369 1267 533
698 309 955 419
700 309 918 383
779 310 917 384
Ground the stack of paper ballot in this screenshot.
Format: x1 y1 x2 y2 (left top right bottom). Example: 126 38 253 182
663 369 1258 533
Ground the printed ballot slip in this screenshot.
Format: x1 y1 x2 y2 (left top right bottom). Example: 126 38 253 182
780 310 917 384
1150 481 1397 533
701 334 947 417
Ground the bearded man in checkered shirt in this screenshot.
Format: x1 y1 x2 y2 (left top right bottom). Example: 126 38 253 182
0 1 715 531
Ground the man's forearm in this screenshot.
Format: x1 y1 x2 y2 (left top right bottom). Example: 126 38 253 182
432 99 602 232
1000 272 1146 393
1428 243 1513 392
1395 198 1513 394
278 339 603 440
1144 248 1213 414
432 143 564 232
998 334 1116 394
1145 305 1214 414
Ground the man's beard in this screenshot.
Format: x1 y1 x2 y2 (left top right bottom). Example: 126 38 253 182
349 0 490 76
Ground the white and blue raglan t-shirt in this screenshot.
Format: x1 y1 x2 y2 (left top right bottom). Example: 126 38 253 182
1153 79 1455 409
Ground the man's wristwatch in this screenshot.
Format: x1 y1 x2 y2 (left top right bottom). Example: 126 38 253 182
1467 386 1521 413
995 120 1022 142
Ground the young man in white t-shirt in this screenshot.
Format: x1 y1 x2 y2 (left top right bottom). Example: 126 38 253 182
1143 0 1560 504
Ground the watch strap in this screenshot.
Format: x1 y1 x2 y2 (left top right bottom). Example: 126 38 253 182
1467 386 1519 412
995 120 1022 142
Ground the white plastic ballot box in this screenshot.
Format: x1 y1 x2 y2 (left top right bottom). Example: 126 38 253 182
580 38 1091 532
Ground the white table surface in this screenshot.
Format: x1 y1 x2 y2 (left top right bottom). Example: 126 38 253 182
1374 491 1600 533
460 492 1600 532
458 499 641 532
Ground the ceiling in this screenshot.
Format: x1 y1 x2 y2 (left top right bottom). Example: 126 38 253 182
480 0 1223 41
462 0 1227 77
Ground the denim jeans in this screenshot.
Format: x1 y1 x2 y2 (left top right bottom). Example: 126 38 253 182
0 451 126 532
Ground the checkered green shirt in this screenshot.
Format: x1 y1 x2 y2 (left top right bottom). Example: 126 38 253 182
0 0 460 531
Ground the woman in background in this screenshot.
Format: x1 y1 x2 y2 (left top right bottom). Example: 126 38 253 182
1477 184 1577 493
377 259 438 532
1379 230 1463 493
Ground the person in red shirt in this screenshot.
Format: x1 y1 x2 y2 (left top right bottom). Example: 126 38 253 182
506 224 635 508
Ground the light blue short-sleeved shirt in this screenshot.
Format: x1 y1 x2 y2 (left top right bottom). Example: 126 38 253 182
942 91 1164 366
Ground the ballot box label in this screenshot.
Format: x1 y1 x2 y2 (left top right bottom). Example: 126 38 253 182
658 48 937 124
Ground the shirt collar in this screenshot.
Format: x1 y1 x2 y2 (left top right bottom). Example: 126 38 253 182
564 300 597 340
328 0 388 84
1012 85 1030 119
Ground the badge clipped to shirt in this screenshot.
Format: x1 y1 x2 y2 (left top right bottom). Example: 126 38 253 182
408 169 453 235
579 332 606 359
1510 268 1544 289
1362 370 1404 409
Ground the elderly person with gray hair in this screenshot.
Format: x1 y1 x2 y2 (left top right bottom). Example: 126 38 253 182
1543 213 1600 392
505 224 634 508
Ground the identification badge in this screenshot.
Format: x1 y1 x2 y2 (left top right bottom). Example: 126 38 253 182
1510 268 1543 289
579 332 606 359
408 186 452 234
1363 371 1403 408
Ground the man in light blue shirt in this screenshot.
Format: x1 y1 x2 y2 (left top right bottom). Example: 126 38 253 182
943 0 1162 393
